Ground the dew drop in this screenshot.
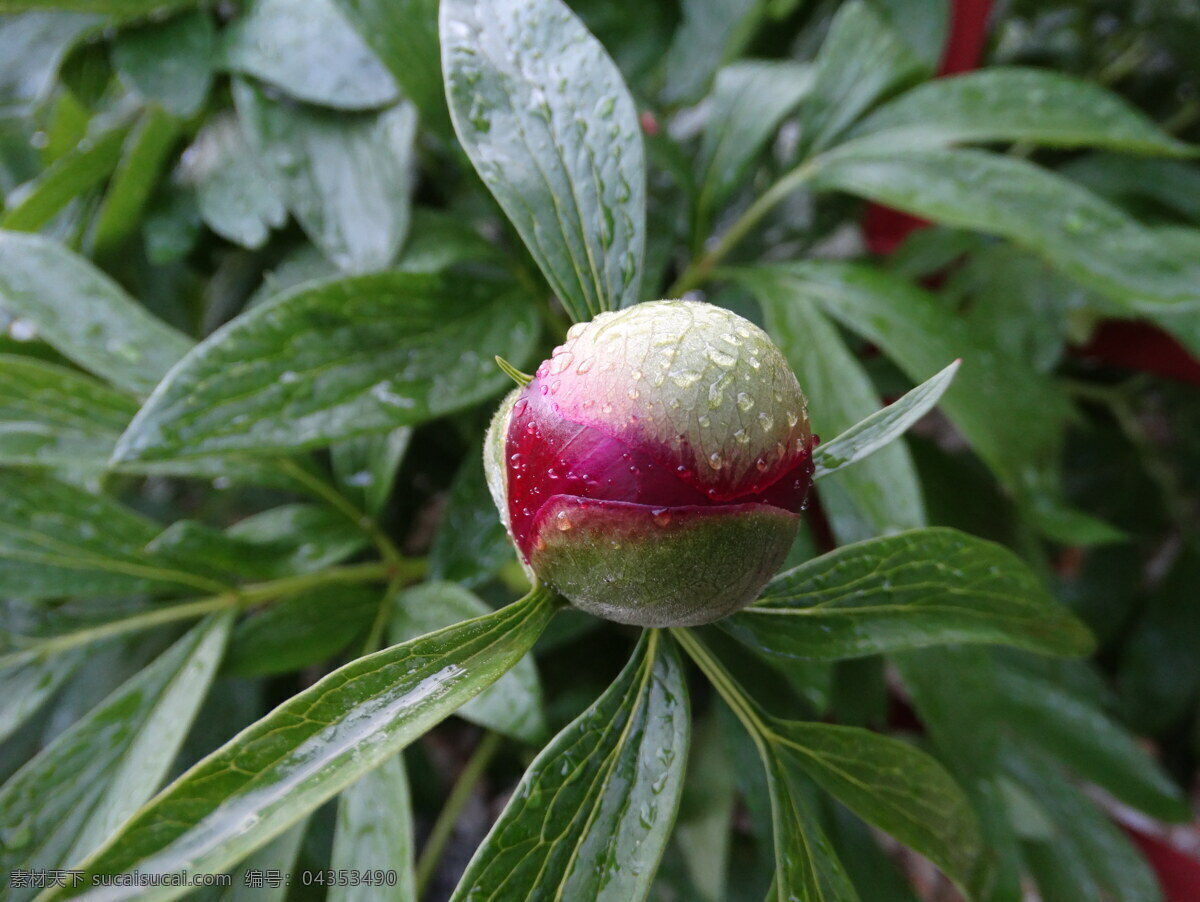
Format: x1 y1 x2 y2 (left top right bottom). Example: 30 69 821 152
548 351 573 374
733 429 749 444
576 358 593 374
755 456 769 472
555 511 573 531
627 388 640 400
602 402 613 413
737 392 754 412
707 348 737 368
708 452 723 470
759 411 774 432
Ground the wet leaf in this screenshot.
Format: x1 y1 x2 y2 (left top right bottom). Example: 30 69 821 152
111 9 215 118
851 67 1195 156
0 615 231 902
0 471 221 600
812 360 959 479
234 79 417 273
0 354 137 467
451 629 688 902
329 755 416 902
391 582 545 744
112 272 539 462
220 0 399 110
0 230 193 395
0 647 86 743
721 527 1094 660
48 589 557 902
331 428 411 518
428 446 515 588
442 0 645 321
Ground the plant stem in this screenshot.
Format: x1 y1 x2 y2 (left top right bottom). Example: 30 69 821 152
671 628 772 742
668 161 819 297
2 560 394 668
414 730 505 898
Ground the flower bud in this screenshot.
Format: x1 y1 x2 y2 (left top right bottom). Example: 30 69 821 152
485 301 814 627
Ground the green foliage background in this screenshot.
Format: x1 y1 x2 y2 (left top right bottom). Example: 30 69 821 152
0 0 1196 900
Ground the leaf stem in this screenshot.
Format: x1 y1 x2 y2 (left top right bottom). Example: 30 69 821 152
1 561 395 668
414 729 505 897
671 628 773 743
668 161 820 297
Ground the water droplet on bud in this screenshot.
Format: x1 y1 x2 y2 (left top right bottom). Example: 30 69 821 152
755 456 769 472
555 511 573 531
737 392 754 412
708 452 723 470
652 509 672 526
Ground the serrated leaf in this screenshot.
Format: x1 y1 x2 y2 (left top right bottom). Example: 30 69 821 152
233 79 417 273
180 112 287 250
696 61 813 221
0 614 231 902
223 585 379 678
428 447 515 588
329 755 416 902
720 528 1094 661
47 589 557 902
736 261 1119 545
991 663 1189 822
798 1 924 158
451 629 688 902
1 116 130 232
90 107 180 256
0 471 222 600
770 718 982 895
0 354 136 467
751 276 925 543
220 0 399 110
391 582 545 744
329 0 449 134
0 231 193 395
112 272 539 462
850 67 1195 156
441 0 645 321
813 360 959 479
812 147 1200 313
111 9 215 118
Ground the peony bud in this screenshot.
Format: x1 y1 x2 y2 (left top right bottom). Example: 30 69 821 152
485 300 814 627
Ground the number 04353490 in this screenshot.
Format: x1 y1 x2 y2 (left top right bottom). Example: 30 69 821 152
299 870 398 887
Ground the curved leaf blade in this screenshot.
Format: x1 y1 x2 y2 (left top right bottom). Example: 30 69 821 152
0 231 193 395
0 614 232 902
851 67 1195 156
112 272 539 462
329 755 416 902
441 0 645 320
812 360 959 479
771 719 982 896
48 589 557 902
451 629 689 902
720 528 1094 660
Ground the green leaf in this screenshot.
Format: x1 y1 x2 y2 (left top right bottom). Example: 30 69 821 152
329 755 416 902
329 0 449 135
991 663 1189 822
0 354 137 467
225 503 371 573
749 274 925 543
674 712 735 902
851 67 1195 156
1 116 130 232
798 1 924 158
0 614 231 902
219 819 309 902
112 271 539 462
1003 749 1162 902
762 751 859 902
1063 152 1200 226
0 647 86 743
737 261 1118 545
771 719 982 895
0 471 222 600
867 0 947 70
233 79 416 273
428 447 515 588
696 61 813 221
180 112 287 250
0 231 193 395
661 0 771 105
48 589 556 902
0 1 193 17
391 582 545 744
223 586 379 678
0 12 105 112
451 629 688 902
331 428 411 518
812 147 1200 313
89 107 180 256
721 527 1094 661
220 0 399 110
111 9 215 118
441 0 645 321
812 360 959 479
